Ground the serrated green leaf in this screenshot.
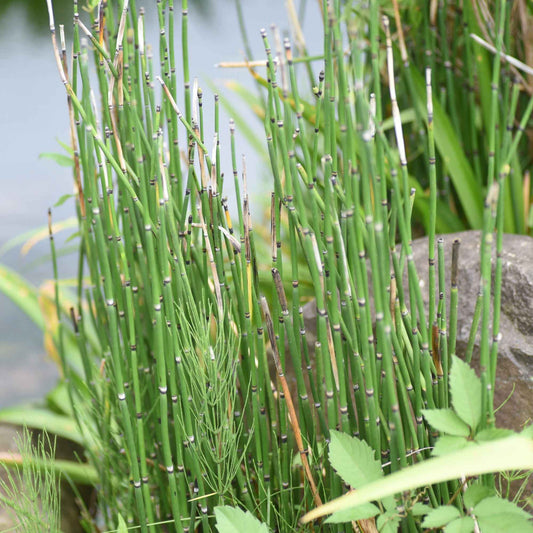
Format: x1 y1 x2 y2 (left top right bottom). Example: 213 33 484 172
301 435 533 524
432 435 474 456
422 408 471 437
377 511 401 533
382 495 397 513
116 514 128 533
444 516 475 533
214 506 270 533
474 496 532 519
450 356 482 431
463 484 494 510
325 503 379 524
475 428 514 442
328 430 382 489
422 506 462 528
410 502 429 516
477 514 533 533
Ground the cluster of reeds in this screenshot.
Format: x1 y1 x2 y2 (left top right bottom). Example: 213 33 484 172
391 0 533 235
42 0 532 531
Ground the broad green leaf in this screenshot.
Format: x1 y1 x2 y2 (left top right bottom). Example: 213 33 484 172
0 407 84 446
463 484 494 510
450 356 482 431
301 435 533 524
477 514 533 533
474 496 532 520
410 502 429 516
382 494 397 513
0 264 44 330
214 506 270 533
325 503 379 524
377 511 401 533
422 506 461 528
410 67 483 228
522 425 533 438
475 428 514 442
444 516 475 533
422 408 471 437
432 435 474 457
328 430 382 489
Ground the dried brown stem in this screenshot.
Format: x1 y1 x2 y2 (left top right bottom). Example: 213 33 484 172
260 297 323 509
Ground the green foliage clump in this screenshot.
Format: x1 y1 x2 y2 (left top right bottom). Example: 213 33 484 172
0 429 61 533
0 0 532 531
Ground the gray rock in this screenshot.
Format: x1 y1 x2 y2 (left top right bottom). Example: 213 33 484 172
296 230 532 431
409 230 532 431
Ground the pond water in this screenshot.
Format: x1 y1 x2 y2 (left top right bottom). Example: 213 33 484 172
0 1 322 407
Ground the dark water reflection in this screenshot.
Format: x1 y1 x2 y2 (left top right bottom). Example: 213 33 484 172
0 0 73 34
0 0 214 36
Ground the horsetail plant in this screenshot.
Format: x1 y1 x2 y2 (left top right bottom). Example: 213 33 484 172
40 0 533 531
0 429 61 533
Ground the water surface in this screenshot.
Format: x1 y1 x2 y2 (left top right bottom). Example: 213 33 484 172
0 1 321 407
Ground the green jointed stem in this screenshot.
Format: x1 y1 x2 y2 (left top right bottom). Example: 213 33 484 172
42 0 521 529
